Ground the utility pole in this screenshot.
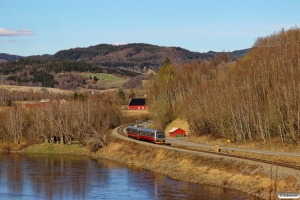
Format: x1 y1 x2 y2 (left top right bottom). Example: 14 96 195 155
1 73 3 105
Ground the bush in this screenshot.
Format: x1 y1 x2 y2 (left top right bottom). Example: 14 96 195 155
89 142 103 152
1 143 12 153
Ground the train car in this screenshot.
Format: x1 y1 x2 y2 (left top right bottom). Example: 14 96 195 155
126 125 166 144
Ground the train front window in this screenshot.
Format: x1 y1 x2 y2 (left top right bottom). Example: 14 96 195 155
156 131 165 138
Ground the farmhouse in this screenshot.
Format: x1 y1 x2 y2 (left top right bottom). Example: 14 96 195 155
127 98 147 110
169 127 188 137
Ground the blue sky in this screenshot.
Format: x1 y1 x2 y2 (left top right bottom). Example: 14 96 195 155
1 0 299 56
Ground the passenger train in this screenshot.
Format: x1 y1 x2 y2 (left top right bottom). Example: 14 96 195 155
126 125 166 144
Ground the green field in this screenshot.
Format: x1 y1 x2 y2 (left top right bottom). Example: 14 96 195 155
80 73 129 88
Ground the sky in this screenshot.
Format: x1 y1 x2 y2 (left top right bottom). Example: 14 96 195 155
1 0 300 56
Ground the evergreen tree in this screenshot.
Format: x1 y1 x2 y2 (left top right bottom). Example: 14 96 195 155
118 88 125 100
7 99 12 106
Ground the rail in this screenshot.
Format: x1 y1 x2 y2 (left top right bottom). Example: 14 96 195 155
116 124 300 171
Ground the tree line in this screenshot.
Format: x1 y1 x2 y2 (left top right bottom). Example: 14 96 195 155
147 27 300 144
0 94 122 150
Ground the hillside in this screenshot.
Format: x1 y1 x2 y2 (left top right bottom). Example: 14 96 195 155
0 53 22 62
0 43 250 90
2 44 250 72
0 59 138 89
53 43 216 70
146 27 300 145
207 48 250 60
53 44 250 71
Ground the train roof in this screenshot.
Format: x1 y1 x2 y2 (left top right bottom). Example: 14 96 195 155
127 125 164 133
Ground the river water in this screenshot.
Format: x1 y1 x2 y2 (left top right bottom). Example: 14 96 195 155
0 153 257 200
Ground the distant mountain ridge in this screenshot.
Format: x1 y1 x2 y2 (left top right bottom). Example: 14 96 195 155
1 44 251 70
207 48 250 59
0 44 251 89
53 43 216 70
0 53 23 62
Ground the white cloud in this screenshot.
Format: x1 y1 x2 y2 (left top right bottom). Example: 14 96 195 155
111 41 127 46
0 27 34 36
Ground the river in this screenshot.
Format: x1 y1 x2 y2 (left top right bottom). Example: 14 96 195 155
0 153 258 199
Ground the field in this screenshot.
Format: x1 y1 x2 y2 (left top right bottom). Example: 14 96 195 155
0 85 74 94
121 109 149 116
80 73 129 88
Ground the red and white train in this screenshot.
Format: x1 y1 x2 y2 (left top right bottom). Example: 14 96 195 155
126 125 166 144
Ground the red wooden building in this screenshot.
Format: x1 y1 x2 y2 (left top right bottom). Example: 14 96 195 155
22 99 60 108
22 102 39 108
127 98 147 110
169 127 188 137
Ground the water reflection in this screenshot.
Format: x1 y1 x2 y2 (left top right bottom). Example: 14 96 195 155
0 153 257 200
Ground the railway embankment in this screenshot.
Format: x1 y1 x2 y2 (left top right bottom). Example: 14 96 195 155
105 126 300 200
92 139 299 200
4 126 299 200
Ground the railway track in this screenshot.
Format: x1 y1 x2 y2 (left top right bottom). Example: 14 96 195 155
116 125 300 171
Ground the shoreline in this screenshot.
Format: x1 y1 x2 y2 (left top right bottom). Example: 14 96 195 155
17 140 300 200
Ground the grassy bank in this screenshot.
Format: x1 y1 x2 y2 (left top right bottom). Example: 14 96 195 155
6 140 299 200
23 142 90 155
0 142 90 155
92 140 299 200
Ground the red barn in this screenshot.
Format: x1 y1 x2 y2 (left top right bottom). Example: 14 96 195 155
169 127 188 137
128 98 147 110
22 102 39 108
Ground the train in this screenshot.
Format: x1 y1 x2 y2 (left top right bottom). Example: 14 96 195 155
126 125 166 144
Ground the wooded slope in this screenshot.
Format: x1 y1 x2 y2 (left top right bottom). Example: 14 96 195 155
147 27 300 144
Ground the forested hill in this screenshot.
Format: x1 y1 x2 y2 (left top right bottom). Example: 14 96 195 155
0 53 23 62
53 43 216 70
1 44 250 70
207 48 250 59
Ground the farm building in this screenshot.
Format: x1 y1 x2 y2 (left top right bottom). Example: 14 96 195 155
127 98 147 110
169 127 188 137
22 101 39 108
22 99 61 108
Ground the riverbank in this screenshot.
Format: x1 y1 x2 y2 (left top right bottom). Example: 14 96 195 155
13 140 298 200
94 140 299 200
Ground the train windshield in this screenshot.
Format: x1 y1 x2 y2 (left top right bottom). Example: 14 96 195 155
156 131 165 138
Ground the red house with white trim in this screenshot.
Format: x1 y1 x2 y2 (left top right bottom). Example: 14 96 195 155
169 127 188 137
127 98 147 110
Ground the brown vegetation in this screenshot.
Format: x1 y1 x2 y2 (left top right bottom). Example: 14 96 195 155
94 140 299 199
147 27 300 144
0 93 122 149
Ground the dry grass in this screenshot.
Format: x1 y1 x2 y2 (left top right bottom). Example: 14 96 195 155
103 142 122 152
121 109 149 116
14 141 30 151
23 143 89 155
0 143 12 153
4 138 298 199
187 135 300 154
164 118 190 136
121 110 150 124
0 84 73 94
169 119 300 155
94 140 300 199
0 141 30 152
